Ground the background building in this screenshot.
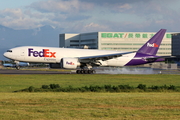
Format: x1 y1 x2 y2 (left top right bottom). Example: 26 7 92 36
59 32 172 56
172 33 180 57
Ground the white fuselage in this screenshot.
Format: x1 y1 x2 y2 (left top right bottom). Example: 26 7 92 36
4 46 136 67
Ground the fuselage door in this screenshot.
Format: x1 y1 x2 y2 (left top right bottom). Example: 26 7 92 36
20 49 25 60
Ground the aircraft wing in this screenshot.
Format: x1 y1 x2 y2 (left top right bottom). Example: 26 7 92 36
79 51 136 61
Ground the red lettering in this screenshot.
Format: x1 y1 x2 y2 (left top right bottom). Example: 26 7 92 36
50 52 56 58
154 43 159 47
44 49 49 57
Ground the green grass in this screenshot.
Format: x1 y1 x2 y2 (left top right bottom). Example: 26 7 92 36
0 74 180 119
0 92 180 120
0 74 180 92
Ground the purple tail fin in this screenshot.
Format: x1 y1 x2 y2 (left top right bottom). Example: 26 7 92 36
137 29 166 55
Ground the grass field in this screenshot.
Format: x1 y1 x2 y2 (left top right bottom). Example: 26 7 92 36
0 92 180 119
0 74 180 119
0 74 180 92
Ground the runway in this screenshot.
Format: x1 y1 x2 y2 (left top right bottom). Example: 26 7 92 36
0 68 180 75
0 69 74 74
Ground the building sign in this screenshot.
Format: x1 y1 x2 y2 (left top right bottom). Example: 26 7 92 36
101 33 171 39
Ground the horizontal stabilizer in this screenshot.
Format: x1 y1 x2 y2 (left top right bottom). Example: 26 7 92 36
146 56 176 61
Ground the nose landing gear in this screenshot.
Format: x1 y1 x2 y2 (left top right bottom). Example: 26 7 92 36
14 61 20 70
15 65 20 70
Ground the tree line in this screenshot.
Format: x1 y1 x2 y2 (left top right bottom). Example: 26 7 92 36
14 84 179 92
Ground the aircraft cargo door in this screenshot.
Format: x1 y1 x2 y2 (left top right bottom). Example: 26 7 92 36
20 49 25 60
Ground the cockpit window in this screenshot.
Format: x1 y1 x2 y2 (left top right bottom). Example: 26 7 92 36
7 50 12 52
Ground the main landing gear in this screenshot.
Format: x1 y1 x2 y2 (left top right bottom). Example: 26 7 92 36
76 69 96 74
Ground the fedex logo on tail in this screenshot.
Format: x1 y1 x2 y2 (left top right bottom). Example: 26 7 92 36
147 43 159 47
66 61 75 65
28 48 56 58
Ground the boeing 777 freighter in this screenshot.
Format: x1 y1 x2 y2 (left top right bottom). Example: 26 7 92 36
3 29 171 74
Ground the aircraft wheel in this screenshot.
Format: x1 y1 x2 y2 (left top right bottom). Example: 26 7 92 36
91 70 96 74
76 70 81 74
76 70 95 74
88 70 92 74
80 70 84 74
84 70 88 74
15 66 20 70
88 70 95 74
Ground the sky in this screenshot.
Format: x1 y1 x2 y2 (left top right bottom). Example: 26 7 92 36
0 0 180 32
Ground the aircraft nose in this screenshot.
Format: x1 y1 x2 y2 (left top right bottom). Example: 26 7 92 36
3 52 7 57
3 52 10 59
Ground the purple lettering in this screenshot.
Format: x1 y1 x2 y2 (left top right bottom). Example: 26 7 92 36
28 48 34 56
39 51 44 57
28 48 56 58
33 51 39 57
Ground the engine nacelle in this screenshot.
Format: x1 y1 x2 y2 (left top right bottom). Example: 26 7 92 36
49 58 80 69
61 57 80 69
61 58 80 69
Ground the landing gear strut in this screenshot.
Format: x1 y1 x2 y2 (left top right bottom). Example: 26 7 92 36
76 69 95 74
15 65 20 70
15 61 20 70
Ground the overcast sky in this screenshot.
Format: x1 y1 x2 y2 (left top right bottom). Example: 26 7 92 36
0 0 180 32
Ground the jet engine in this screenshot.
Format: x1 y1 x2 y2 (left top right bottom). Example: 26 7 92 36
50 58 80 69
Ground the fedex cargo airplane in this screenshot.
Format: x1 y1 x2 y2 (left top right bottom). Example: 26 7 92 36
3 29 171 74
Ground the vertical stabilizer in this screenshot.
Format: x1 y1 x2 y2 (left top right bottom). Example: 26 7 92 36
137 29 166 55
